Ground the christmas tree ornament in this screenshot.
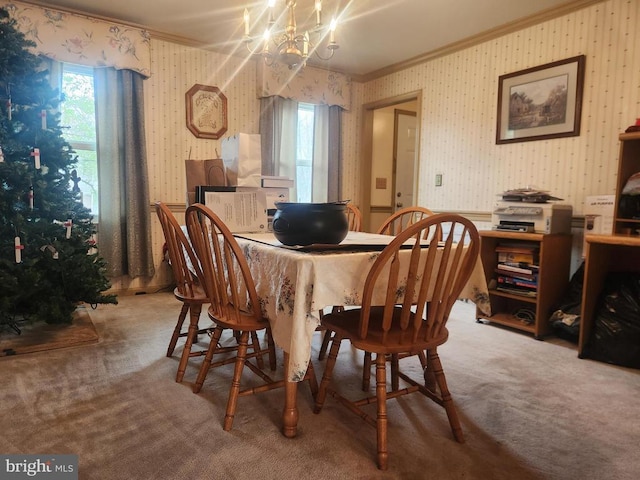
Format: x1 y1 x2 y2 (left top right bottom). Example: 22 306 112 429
6 95 11 121
0 145 4 162
31 147 41 169
28 185 34 209
40 109 47 129
64 219 72 238
14 236 24 263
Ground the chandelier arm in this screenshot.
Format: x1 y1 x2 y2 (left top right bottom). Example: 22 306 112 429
312 46 338 62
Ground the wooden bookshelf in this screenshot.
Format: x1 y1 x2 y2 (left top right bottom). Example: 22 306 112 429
613 131 640 234
476 230 572 339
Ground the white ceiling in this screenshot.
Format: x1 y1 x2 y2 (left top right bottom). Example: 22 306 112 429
32 0 592 77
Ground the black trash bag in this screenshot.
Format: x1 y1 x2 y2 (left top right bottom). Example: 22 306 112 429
584 272 640 368
549 261 585 340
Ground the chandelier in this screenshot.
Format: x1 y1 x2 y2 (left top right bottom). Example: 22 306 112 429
242 1 339 69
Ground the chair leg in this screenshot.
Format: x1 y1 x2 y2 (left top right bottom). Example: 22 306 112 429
305 359 319 399
251 331 265 369
224 330 250 431
318 306 343 360
416 349 427 369
193 326 224 393
362 351 372 391
175 303 202 383
266 327 277 371
390 354 400 391
375 353 389 470
167 303 189 357
428 349 464 443
318 329 333 361
313 334 343 413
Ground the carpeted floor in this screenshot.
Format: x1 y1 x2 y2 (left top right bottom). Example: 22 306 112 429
0 292 639 479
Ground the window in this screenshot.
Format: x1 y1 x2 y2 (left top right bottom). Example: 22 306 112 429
60 64 99 214
295 103 315 203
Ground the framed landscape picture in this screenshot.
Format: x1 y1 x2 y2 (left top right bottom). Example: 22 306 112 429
496 55 586 144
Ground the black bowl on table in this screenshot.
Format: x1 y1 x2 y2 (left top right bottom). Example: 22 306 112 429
272 201 349 246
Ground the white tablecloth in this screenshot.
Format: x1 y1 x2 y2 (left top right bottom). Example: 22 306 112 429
234 232 490 381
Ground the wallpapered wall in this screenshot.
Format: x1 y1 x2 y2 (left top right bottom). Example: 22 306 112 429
356 0 639 216
116 0 637 292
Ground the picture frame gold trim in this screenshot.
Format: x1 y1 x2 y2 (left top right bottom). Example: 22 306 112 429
496 55 585 144
185 84 228 140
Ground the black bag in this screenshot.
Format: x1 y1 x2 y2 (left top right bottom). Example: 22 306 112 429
549 262 584 340
584 272 640 368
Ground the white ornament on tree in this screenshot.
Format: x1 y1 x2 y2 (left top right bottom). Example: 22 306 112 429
31 148 41 169
14 236 23 263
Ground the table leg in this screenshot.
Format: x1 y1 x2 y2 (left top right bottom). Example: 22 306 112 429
282 351 298 438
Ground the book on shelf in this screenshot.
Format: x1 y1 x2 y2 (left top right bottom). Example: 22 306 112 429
496 285 537 297
496 263 538 275
497 275 537 289
497 251 538 264
494 268 537 281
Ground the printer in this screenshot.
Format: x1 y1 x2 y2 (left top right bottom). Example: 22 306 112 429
492 201 573 234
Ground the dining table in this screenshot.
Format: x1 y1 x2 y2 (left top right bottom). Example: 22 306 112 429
231 230 491 438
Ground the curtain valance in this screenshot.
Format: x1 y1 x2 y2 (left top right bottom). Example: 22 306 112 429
1 1 151 78
257 62 351 111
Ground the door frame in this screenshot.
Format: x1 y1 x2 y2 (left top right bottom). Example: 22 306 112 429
359 90 422 231
392 108 418 214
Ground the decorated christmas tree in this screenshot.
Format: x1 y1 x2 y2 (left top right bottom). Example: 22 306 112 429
0 9 116 328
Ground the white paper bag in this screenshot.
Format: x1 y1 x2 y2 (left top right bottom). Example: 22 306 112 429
221 133 262 188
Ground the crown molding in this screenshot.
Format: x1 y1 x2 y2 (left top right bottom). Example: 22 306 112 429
358 0 606 83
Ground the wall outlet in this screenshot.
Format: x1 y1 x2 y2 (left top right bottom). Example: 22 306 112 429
435 173 443 187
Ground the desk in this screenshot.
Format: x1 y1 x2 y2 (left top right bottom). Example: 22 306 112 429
579 234 640 357
234 231 490 437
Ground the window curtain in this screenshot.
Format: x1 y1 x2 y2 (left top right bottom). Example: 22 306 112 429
94 67 155 278
259 96 298 201
312 105 329 202
327 105 342 203
259 97 342 203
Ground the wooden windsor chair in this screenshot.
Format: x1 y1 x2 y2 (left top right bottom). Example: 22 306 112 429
317 202 363 361
185 203 318 431
314 214 480 470
155 202 211 383
376 205 436 236
156 202 267 383
360 205 438 388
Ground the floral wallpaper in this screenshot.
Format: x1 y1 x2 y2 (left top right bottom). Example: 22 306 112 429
257 61 351 110
0 1 151 77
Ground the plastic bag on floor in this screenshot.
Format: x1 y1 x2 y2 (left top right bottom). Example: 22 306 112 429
549 261 584 340
585 272 640 368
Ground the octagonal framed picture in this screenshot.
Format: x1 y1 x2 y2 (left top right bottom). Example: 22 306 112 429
185 84 228 139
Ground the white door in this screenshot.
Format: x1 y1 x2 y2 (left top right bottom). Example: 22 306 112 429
393 110 417 212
